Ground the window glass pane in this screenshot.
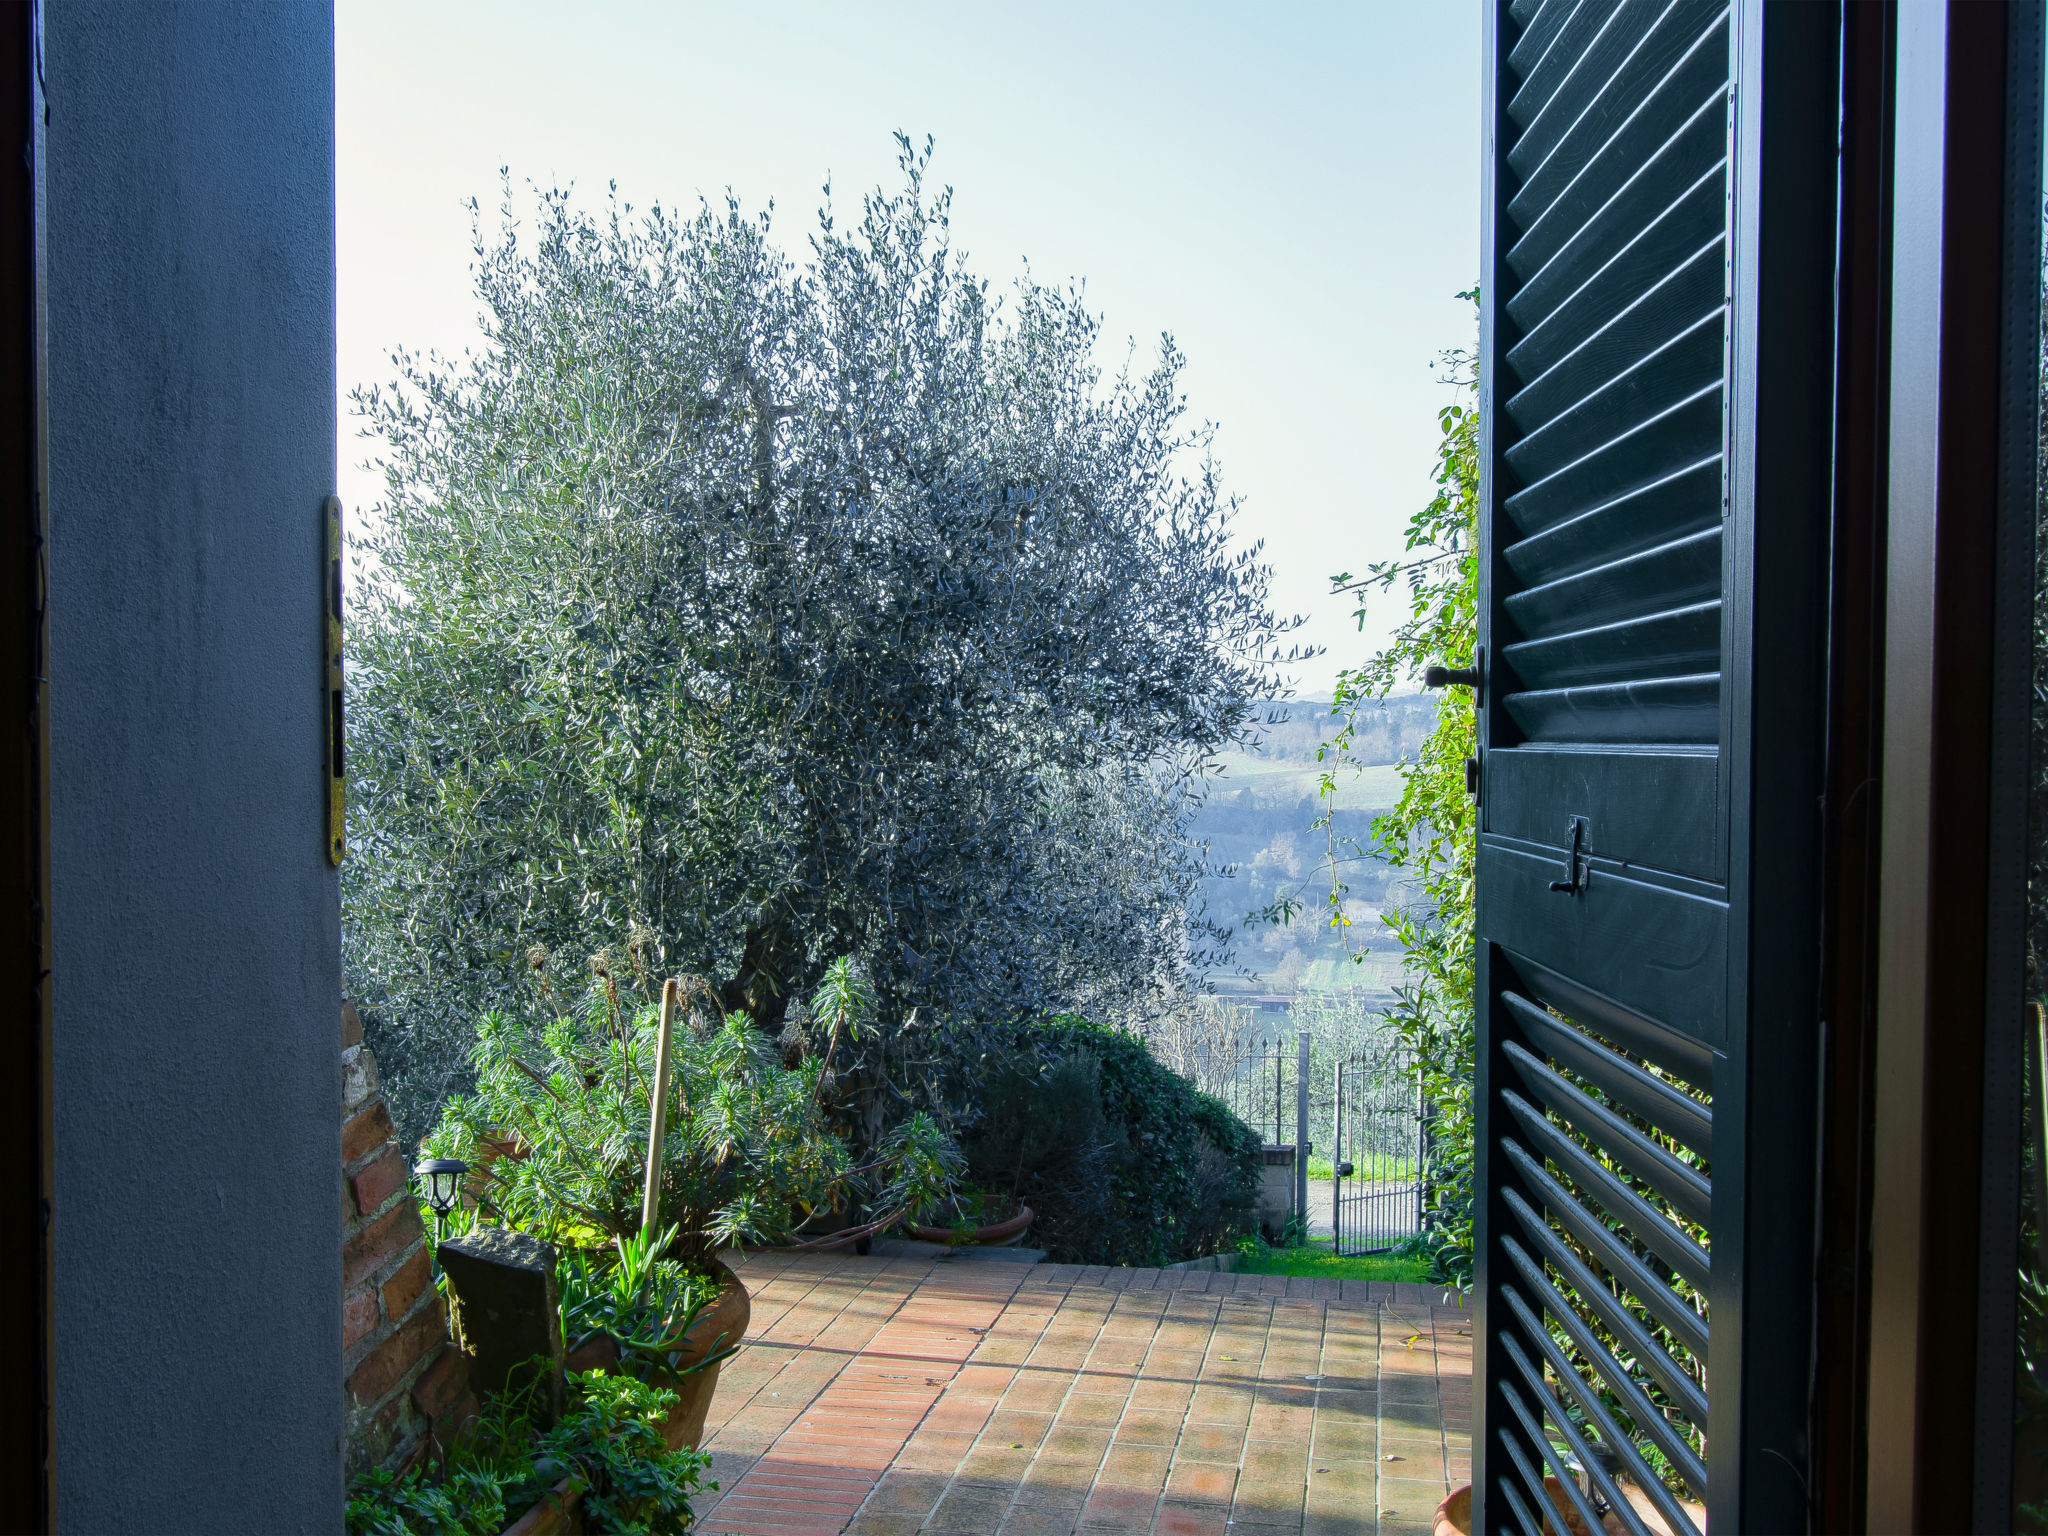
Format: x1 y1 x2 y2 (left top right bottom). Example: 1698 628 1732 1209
2015 156 2048 1532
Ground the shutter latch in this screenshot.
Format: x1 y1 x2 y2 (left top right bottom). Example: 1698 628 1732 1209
1547 816 1588 895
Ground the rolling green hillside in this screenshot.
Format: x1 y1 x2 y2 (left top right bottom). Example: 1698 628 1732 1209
1196 696 1439 1000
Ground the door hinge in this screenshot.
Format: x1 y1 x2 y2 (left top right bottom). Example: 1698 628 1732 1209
1465 755 1480 797
325 495 345 866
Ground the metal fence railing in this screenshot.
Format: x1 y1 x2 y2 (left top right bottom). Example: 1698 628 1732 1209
1187 1025 1429 1248
1192 1033 1311 1223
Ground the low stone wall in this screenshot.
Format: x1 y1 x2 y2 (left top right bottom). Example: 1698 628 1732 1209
1256 1143 1296 1241
341 1001 474 1477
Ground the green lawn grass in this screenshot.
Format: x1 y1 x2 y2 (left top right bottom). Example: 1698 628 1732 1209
1231 1239 1435 1284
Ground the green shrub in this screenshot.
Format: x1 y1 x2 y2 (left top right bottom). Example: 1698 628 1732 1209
959 1015 1259 1266
345 1368 709 1536
957 1049 1119 1259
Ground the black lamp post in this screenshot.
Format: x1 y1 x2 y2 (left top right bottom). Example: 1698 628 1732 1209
414 1156 468 1239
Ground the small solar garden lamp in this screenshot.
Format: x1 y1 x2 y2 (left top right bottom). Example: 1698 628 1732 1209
414 1157 468 1237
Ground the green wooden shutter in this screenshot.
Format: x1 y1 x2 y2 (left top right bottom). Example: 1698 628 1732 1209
1472 3 1835 1532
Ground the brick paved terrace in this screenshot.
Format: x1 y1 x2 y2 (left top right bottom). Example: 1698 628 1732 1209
692 1252 1472 1536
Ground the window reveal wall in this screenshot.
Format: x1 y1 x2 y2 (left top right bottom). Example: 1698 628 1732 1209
43 4 343 1527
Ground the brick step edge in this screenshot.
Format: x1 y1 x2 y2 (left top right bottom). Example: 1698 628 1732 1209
1161 1251 1472 1308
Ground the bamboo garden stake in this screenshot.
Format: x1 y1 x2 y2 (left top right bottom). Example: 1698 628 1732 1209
641 977 680 1235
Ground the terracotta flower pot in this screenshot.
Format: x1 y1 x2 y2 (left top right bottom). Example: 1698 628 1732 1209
654 1257 750 1450
559 1257 752 1453
1433 1478 1703 1536
905 1205 1035 1247
1433 1479 1596 1536
500 1479 581 1536
1598 1479 1707 1536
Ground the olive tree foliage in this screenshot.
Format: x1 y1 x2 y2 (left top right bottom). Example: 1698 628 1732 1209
345 141 1296 1138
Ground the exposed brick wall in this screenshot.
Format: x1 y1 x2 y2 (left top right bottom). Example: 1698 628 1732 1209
342 1000 475 1479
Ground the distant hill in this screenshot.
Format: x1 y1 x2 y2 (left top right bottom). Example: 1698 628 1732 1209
1230 692 1438 768
1194 695 1443 1002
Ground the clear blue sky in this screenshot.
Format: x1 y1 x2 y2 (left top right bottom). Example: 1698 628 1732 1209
336 2 1481 694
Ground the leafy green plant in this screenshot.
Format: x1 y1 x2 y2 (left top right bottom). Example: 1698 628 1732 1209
559 1223 737 1384
345 1369 709 1536
346 1464 523 1536
555 1371 709 1535
425 961 959 1267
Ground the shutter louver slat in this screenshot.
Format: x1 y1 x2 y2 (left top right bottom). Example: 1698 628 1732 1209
1504 308 1721 480
1501 456 1720 589
1506 166 1725 372
1509 0 1724 212
1506 86 1725 301
1507 239 1722 427
1504 525 1721 634
1510 70 1726 287
1510 8 1728 242
1500 1332 1705 1536
1507 0 1662 189
1502 1040 1711 1222
1499 1147 1708 1355
1500 1216 1711 1429
1500 673 1718 743
1511 952 1717 1082
1502 600 1720 691
1503 1275 1711 1508
1495 981 1715 1521
1504 994 1713 1152
1507 0 1626 130
1502 383 1721 538
1507 0 1596 94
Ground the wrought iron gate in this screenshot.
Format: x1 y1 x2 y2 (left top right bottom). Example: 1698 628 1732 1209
1331 1040 1426 1255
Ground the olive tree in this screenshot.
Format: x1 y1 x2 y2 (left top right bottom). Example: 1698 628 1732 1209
346 140 1296 1135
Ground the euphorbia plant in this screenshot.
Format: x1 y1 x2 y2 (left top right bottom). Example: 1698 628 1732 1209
425 957 959 1268
559 1223 737 1384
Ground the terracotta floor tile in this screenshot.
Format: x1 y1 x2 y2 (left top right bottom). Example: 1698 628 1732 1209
1097 1441 1173 1490
1153 1501 1231 1536
1077 1483 1157 1529
925 1482 1016 1532
1111 1407 1182 1446
997 1504 1084 1536
1163 1461 1237 1506
1054 1394 1125 1429
1039 1425 1114 1464
1173 1421 1246 1464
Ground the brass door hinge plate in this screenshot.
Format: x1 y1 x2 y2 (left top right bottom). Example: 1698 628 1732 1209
325 495 345 865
